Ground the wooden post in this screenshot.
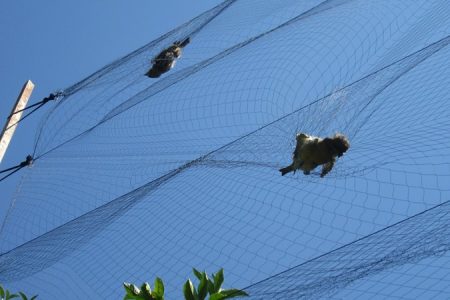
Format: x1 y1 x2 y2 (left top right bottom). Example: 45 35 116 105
0 80 35 164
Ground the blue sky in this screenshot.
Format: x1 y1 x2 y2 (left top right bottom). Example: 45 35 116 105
0 0 221 223
1 1 450 299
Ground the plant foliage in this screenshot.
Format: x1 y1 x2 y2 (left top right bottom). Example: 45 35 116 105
0 285 37 300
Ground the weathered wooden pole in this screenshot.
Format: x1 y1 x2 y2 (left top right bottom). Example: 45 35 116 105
0 80 35 164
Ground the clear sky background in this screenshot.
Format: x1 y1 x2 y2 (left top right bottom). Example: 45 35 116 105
0 0 221 223
1 1 450 299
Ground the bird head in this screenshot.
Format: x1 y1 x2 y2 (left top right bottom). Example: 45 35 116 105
332 134 350 157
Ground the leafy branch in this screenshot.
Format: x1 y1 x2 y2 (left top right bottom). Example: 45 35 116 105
123 277 165 300
0 284 37 300
184 268 248 300
124 268 248 300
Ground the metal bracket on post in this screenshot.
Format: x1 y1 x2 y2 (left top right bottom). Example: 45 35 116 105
0 80 35 164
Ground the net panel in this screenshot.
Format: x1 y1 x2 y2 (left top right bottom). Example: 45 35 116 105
1 0 450 299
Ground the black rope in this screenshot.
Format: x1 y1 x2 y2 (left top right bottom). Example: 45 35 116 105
0 155 33 182
5 92 63 130
9 92 62 117
6 103 45 131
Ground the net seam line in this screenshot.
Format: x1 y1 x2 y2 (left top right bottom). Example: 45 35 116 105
240 198 450 292
1 35 448 282
31 0 237 152
4 34 445 256
32 0 354 159
34 34 450 164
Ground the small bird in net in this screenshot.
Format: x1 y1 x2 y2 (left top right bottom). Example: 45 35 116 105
146 37 191 78
279 133 350 177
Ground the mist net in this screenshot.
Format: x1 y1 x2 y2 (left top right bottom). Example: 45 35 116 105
2 0 450 299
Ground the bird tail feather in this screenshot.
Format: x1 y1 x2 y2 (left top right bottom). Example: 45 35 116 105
279 166 293 176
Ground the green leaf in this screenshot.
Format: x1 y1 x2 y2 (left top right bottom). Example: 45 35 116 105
209 293 222 300
7 293 19 300
213 269 224 292
207 278 215 295
18 292 27 300
218 289 249 299
153 277 164 298
123 283 140 296
0 286 5 299
6 290 19 300
197 273 208 300
192 268 203 281
183 280 196 300
140 282 152 299
123 294 137 300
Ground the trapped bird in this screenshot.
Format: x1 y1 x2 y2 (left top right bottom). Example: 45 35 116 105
146 38 191 78
279 133 349 177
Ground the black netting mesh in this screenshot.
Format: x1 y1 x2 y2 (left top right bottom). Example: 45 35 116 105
1 0 450 299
